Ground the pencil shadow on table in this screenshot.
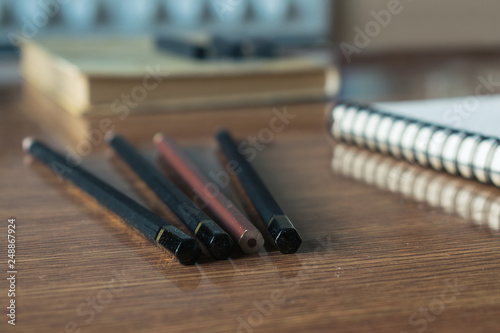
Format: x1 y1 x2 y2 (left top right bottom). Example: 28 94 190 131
105 223 204 292
25 157 203 292
267 253 303 279
196 260 238 286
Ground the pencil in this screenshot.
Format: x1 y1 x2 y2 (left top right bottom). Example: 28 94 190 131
153 133 265 254
22 137 200 265
215 130 302 254
107 134 234 260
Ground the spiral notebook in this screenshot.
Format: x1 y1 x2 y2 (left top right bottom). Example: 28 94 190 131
328 96 500 187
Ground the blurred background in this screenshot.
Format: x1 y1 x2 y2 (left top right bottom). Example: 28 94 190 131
1 0 500 100
0 0 332 87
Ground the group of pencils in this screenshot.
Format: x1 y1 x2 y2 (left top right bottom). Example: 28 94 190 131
23 130 302 265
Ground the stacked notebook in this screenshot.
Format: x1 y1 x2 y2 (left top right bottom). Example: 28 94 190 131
328 96 500 187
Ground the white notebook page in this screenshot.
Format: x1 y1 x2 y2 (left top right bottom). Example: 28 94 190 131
374 95 500 139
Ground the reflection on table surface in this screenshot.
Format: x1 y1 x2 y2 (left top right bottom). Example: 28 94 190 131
332 142 500 233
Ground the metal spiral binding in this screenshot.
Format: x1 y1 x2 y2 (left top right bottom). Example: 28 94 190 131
329 102 500 187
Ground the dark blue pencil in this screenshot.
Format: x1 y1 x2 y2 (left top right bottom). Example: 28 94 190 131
23 137 200 265
215 130 302 254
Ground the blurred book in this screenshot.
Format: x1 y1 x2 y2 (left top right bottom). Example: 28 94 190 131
20 37 338 116
329 96 500 187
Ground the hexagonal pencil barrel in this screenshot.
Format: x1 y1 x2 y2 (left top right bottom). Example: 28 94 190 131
22 137 200 265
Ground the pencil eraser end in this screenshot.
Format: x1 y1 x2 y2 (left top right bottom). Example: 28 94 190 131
22 137 35 152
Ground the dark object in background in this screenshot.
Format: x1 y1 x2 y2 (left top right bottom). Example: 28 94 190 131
155 31 214 59
215 130 302 254
154 29 329 60
22 137 200 265
155 31 276 60
107 134 234 260
212 36 275 59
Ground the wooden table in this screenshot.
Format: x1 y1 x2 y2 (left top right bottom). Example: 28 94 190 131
1 68 500 333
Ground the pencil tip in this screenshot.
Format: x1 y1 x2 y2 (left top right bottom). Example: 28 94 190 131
239 229 265 254
22 137 35 152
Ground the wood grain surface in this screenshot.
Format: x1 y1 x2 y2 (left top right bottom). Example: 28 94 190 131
1 87 500 333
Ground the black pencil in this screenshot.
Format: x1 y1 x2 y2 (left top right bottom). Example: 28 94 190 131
107 134 234 260
215 130 302 254
22 137 200 265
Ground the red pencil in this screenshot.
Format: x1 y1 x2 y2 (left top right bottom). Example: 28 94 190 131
154 133 264 254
